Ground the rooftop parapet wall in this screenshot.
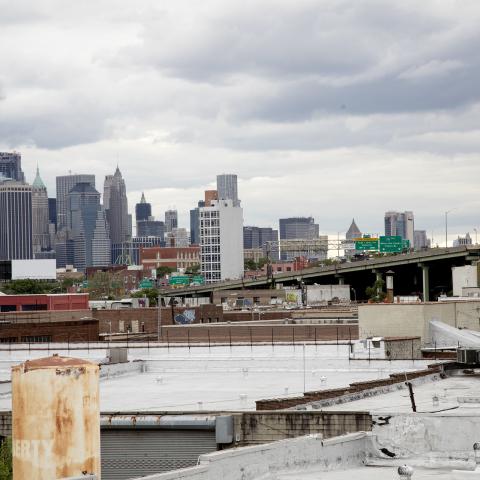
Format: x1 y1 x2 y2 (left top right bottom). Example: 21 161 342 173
256 364 446 410
135 432 370 480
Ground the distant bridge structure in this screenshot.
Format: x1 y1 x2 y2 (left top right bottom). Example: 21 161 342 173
160 246 480 302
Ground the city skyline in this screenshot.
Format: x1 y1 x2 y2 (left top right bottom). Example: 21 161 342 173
1 2 479 241
3 157 478 246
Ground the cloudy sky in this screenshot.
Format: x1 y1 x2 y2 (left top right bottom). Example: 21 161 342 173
1 0 480 245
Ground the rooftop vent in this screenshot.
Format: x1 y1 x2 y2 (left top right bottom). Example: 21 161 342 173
398 465 414 478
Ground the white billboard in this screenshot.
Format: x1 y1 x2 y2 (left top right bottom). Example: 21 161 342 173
12 259 57 280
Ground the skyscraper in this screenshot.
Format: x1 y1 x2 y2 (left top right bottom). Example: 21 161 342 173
279 217 319 240
190 200 205 245
0 180 32 260
217 174 240 206
104 166 131 244
56 174 95 231
345 219 362 257
31 166 51 255
135 193 152 224
0 152 25 182
384 211 414 245
414 230 430 250
137 219 165 239
68 183 110 270
165 209 178 233
243 226 279 260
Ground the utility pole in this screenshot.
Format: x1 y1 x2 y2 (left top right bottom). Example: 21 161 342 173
157 295 161 342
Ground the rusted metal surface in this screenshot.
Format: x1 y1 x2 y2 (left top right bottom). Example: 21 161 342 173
12 355 101 479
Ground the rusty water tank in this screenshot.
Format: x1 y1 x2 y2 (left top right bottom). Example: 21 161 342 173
12 355 100 480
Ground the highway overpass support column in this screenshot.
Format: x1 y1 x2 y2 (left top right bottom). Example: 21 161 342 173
335 275 345 285
418 264 430 302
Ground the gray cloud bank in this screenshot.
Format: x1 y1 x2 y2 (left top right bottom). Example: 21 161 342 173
0 0 479 237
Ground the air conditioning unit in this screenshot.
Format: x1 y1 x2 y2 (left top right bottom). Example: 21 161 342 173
457 348 480 364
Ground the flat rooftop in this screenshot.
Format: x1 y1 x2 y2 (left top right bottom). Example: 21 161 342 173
320 372 480 415
0 344 431 411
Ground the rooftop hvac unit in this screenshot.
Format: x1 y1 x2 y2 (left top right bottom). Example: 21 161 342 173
457 348 480 364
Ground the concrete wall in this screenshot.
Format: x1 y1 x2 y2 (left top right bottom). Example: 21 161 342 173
359 301 480 344
136 432 369 480
384 337 422 360
234 412 371 446
307 285 351 304
372 413 480 458
452 265 479 296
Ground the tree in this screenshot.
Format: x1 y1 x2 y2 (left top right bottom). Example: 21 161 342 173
132 288 158 306
257 257 268 269
0 438 12 479
366 279 386 302
185 264 201 275
1 279 48 295
244 259 257 271
156 266 174 278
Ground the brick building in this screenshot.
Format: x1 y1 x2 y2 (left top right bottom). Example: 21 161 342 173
0 293 89 312
140 246 200 276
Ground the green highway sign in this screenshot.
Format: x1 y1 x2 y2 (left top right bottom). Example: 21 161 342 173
169 276 190 286
403 239 411 250
355 239 379 251
379 236 403 253
139 279 154 289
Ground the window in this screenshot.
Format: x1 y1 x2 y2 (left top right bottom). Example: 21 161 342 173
0 337 17 343
21 335 52 343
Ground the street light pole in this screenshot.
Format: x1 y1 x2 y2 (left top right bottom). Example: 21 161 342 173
157 295 161 343
445 209 455 248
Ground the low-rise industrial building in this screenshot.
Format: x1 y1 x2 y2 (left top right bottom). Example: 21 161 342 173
0 293 89 312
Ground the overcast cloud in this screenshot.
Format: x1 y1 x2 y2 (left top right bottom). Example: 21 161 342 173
1 0 480 243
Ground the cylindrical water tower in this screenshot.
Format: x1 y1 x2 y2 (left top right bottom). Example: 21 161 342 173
12 355 100 480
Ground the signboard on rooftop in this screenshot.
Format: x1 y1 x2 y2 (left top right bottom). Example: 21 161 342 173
11 259 56 280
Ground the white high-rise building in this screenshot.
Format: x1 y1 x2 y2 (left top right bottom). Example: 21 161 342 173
199 199 244 283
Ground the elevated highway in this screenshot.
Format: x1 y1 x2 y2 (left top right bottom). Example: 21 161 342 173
161 246 480 301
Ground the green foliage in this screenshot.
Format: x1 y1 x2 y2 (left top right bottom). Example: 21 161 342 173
257 257 268 269
184 264 201 275
131 288 158 306
244 259 257 271
156 266 175 277
0 438 12 480
0 278 79 296
1 279 48 294
366 279 387 302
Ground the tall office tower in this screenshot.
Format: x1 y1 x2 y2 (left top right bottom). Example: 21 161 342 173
48 198 57 228
190 200 206 245
414 230 430 250
54 228 74 268
243 226 279 249
243 226 279 260
384 211 414 245
104 167 131 244
137 219 165 239
68 183 110 270
279 217 319 240
165 209 178 233
31 167 51 255
216 174 240 206
0 152 25 181
0 180 33 260
345 219 362 257
56 174 95 231
135 193 152 224
199 199 244 283
91 208 111 266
